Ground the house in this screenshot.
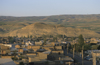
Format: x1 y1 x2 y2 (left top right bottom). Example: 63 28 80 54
55 46 62 50
42 46 54 51
0 45 10 49
51 42 55 46
21 42 25 45
26 46 40 52
37 52 48 60
84 38 90 43
0 58 16 65
71 40 77 45
51 49 64 54
21 45 26 48
28 51 49 62
47 52 73 65
0 49 10 55
55 56 74 65
15 44 20 49
18 48 23 53
90 38 99 43
3 44 12 48
35 41 43 45
23 48 28 53
25 41 33 46
22 58 28 64
85 50 100 57
0 45 10 55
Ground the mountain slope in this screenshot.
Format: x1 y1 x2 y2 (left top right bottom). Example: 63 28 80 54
6 23 100 38
0 14 100 33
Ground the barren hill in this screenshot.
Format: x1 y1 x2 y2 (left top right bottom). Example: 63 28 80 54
6 23 100 38
0 14 100 34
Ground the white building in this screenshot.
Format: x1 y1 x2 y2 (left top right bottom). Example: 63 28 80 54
3 44 12 48
25 41 33 46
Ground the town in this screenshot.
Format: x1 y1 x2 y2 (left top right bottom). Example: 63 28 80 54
0 34 100 65
0 0 100 65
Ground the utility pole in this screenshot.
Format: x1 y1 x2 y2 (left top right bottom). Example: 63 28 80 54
93 53 96 65
69 62 71 65
73 45 75 58
67 44 69 54
82 46 84 65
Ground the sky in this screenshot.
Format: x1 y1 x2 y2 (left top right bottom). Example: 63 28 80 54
0 0 100 16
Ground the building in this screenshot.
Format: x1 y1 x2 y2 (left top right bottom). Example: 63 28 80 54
35 41 43 45
0 58 16 65
15 44 20 49
3 44 12 48
25 41 33 46
90 38 100 43
0 45 10 55
26 46 40 52
18 48 23 53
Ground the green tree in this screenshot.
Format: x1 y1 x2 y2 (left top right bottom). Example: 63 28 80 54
8 36 15 43
78 34 84 47
27 35 29 38
30 35 33 38
16 35 18 37
75 34 85 52
11 50 18 61
53 37 57 42
23 36 26 38
97 45 100 50
92 45 99 50
84 44 91 51
75 44 82 52
49 35 53 38
2 38 6 42
71 37 75 41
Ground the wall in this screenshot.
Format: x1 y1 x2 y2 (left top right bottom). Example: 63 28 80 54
1 56 12 58
55 46 62 49
38 52 48 60
52 50 64 54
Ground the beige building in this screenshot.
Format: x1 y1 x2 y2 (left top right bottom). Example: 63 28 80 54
0 45 10 49
51 49 64 54
0 49 10 55
26 45 40 52
51 42 55 46
90 38 99 43
35 41 43 45
0 45 10 55
15 45 20 48
71 40 77 45
18 49 23 53
28 52 49 63
55 46 62 50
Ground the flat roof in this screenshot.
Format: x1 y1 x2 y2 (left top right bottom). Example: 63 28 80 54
0 58 16 65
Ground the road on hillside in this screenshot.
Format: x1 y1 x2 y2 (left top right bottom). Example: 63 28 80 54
64 49 100 65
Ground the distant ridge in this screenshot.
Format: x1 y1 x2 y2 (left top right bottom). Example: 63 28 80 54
0 14 100 37
6 23 100 38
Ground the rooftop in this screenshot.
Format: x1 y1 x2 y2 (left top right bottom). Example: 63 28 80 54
0 58 16 65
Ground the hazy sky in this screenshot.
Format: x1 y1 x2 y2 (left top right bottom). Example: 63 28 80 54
0 0 100 16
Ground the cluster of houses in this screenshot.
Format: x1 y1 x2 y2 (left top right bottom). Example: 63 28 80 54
0 36 100 65
71 37 100 45
0 37 74 65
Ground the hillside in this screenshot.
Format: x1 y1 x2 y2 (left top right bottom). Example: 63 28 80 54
0 14 100 34
4 23 100 38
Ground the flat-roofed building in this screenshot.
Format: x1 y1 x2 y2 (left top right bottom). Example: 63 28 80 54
0 58 16 65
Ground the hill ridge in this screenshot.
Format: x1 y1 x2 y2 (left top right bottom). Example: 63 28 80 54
6 23 100 38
